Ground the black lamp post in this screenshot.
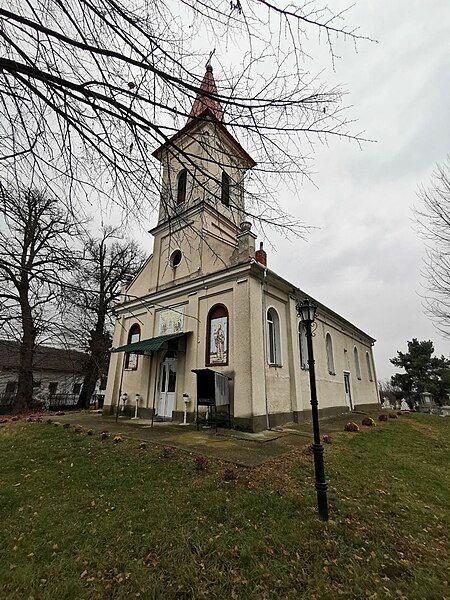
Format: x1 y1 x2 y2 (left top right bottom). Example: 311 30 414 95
296 297 329 521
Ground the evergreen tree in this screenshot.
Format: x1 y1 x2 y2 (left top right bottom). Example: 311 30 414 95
390 339 450 408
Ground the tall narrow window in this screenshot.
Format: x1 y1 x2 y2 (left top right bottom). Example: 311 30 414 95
221 171 230 206
125 324 141 370
206 304 228 366
354 347 361 380
298 322 309 370
326 333 335 375
267 308 281 365
177 169 187 205
366 351 373 381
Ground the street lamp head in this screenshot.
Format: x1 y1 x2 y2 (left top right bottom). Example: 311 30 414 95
296 297 318 323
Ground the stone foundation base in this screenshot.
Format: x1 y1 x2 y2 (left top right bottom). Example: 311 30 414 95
103 401 380 433
102 404 155 420
172 410 195 423
233 402 380 433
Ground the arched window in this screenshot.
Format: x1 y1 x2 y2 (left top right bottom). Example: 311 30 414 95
366 351 373 381
326 333 335 375
177 169 187 205
221 171 230 206
206 304 228 365
298 321 309 370
354 347 361 380
267 308 281 365
125 324 141 370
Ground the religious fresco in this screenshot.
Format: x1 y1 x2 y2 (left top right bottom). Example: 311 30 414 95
158 306 185 335
209 316 227 364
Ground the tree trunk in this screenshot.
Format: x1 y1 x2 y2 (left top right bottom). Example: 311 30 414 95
16 306 35 411
78 358 99 409
78 324 108 409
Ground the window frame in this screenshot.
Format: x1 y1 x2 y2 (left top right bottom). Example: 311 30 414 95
169 249 183 269
366 351 373 381
325 332 335 375
298 321 309 370
206 304 229 367
221 170 231 206
125 323 141 370
266 307 282 366
177 168 187 205
354 346 361 380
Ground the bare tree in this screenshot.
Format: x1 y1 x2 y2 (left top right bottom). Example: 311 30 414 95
415 159 450 338
378 379 402 408
0 1 373 233
63 227 144 408
0 186 78 410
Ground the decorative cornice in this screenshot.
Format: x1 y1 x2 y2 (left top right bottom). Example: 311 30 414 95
116 259 376 344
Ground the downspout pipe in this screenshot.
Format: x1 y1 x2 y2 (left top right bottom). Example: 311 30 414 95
260 266 270 430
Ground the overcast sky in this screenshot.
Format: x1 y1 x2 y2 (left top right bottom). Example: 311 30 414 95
131 0 449 380
256 0 450 380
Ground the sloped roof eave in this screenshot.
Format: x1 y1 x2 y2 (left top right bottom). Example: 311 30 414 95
152 110 256 168
248 262 377 344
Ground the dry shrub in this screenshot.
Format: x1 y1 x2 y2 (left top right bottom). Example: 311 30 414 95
194 455 208 471
344 421 359 432
223 468 238 481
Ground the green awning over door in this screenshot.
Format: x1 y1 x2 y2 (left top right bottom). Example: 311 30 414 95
111 332 188 354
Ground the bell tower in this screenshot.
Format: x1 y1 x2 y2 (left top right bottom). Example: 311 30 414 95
148 63 257 290
153 63 255 226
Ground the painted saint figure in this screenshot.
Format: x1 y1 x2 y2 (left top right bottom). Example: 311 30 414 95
214 323 225 362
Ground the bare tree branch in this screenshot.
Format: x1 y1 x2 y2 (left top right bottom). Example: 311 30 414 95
415 158 450 338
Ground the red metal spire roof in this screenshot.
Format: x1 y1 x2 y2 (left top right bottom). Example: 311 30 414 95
187 63 224 124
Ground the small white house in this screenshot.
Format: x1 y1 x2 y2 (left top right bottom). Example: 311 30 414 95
0 340 89 407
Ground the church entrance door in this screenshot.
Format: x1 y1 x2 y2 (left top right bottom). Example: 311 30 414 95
157 352 177 418
343 372 353 410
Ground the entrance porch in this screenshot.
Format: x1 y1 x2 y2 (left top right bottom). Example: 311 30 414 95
109 332 191 422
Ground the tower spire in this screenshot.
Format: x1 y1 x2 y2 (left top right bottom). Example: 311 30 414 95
187 60 224 124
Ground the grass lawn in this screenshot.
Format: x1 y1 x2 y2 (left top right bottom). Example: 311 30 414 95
0 414 448 599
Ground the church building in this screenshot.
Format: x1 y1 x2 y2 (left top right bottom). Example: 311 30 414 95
104 65 380 431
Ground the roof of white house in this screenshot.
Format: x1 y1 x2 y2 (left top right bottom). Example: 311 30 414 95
0 340 89 374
